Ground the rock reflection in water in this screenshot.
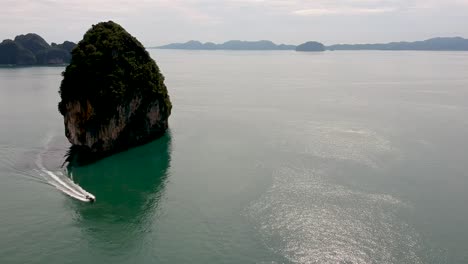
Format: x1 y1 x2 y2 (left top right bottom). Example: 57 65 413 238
67 132 172 253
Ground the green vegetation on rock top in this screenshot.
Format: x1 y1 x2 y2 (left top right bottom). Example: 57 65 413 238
59 21 171 119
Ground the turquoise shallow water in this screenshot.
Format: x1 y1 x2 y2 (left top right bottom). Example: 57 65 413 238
1 50 468 263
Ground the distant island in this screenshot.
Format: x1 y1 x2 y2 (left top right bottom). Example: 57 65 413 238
154 37 468 51
0 33 76 65
3 35 467 63
327 37 468 51
154 40 296 50
296 41 325 52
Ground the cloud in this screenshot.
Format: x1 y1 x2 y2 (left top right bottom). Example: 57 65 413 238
0 0 468 45
293 7 396 16
225 0 468 15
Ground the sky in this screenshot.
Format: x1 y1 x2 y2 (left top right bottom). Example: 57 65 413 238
1 0 468 46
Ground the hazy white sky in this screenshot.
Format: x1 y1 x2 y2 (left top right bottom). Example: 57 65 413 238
1 0 467 46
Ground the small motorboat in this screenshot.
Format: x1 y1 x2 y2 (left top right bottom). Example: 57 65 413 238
85 195 96 203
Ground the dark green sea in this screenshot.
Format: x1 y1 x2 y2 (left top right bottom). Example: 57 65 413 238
1 50 468 263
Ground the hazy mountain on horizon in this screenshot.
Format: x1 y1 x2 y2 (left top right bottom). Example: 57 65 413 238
0 33 76 65
154 37 468 51
154 40 296 50
327 37 468 51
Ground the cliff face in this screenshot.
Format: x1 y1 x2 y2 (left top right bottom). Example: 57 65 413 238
62 98 167 153
59 21 171 155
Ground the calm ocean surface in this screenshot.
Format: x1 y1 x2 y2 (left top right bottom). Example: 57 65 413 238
1 50 468 264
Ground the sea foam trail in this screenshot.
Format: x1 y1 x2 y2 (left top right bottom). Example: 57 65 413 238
35 134 95 203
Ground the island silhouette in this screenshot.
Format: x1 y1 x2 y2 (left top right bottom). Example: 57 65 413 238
154 37 468 51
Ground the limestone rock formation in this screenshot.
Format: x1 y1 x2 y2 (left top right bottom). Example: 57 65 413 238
0 34 76 65
14 33 50 55
58 21 172 156
0 39 36 65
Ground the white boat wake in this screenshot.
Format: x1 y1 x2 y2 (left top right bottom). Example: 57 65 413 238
35 134 95 203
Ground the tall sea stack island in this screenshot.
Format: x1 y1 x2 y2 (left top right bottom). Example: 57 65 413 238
59 21 172 163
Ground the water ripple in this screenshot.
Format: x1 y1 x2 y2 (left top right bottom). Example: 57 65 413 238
269 122 398 169
248 166 422 264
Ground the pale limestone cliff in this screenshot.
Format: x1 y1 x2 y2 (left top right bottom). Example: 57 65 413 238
63 97 167 153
